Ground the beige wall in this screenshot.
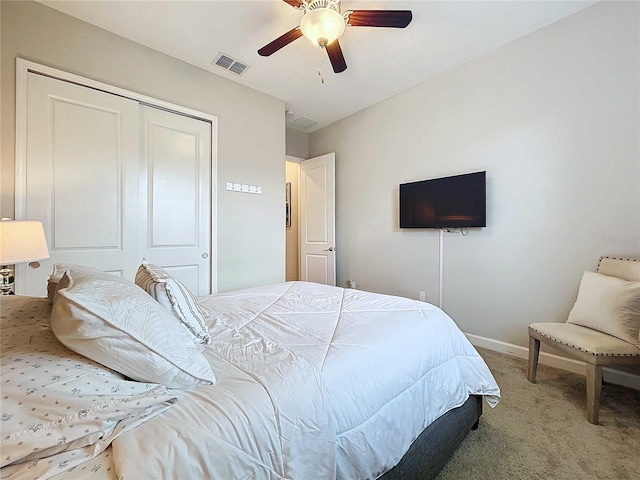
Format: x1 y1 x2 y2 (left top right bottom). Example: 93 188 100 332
1 0 286 292
286 128 309 159
285 160 300 281
310 1 640 348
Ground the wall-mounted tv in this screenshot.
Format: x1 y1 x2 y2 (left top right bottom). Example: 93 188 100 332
399 171 486 228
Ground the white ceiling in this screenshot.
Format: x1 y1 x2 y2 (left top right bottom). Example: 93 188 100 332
38 0 597 132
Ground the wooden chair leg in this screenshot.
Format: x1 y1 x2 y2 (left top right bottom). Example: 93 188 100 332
586 363 603 425
527 336 540 383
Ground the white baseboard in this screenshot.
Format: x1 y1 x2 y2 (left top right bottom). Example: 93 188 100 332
465 333 640 391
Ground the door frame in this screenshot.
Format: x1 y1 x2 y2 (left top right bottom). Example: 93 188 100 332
15 58 219 292
285 155 304 281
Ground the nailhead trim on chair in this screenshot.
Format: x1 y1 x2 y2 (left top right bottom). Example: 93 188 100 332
597 256 640 271
528 326 640 357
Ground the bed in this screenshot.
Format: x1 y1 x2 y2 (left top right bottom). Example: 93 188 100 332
1 265 500 480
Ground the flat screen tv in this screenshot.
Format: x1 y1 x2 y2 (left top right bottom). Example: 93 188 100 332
399 171 486 228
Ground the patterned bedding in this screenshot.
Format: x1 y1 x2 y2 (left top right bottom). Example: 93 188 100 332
1 281 500 480
0 296 174 480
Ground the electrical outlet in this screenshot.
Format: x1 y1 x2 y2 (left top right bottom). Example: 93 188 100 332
419 291 426 302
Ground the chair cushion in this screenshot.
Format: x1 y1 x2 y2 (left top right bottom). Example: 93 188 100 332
566 271 640 347
529 322 640 357
597 256 640 281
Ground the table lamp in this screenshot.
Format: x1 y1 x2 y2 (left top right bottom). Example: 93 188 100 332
0 219 50 295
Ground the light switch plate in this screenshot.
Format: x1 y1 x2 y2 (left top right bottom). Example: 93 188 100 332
226 182 261 194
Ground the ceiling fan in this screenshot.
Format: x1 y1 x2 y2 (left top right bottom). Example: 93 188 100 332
258 0 412 74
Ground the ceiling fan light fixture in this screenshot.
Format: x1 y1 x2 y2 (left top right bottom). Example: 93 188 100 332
300 7 345 47
258 0 413 75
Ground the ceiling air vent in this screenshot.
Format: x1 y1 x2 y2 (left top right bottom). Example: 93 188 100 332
212 52 249 76
289 116 319 131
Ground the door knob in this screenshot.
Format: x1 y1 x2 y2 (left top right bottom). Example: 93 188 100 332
324 247 335 252
202 253 209 259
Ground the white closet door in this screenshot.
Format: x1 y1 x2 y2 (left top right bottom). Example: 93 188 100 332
139 106 211 295
19 73 140 295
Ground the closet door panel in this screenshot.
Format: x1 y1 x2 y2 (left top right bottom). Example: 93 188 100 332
20 73 140 295
140 106 212 295
52 98 122 249
148 123 198 246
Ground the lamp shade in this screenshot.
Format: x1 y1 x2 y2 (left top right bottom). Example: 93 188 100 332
0 220 50 264
300 7 346 47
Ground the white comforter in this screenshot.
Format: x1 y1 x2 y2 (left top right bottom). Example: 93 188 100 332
2 282 500 480
113 281 500 479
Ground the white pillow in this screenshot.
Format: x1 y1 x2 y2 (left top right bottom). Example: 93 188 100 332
135 261 211 344
51 268 216 388
47 263 102 303
567 271 640 346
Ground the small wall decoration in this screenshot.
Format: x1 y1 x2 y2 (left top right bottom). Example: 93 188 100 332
285 182 292 227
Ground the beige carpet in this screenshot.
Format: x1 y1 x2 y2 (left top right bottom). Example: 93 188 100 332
436 348 640 480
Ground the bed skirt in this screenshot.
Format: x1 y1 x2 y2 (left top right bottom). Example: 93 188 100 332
380 395 483 480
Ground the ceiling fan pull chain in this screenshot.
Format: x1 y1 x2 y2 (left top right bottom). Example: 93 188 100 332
318 68 325 85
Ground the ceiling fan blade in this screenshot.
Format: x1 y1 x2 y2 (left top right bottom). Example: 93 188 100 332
326 39 347 74
283 0 303 7
258 26 303 56
345 10 413 28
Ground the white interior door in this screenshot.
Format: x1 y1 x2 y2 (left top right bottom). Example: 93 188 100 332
299 153 336 285
139 106 211 295
19 73 140 295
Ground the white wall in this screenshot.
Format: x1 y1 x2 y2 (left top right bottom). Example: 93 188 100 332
309 1 640 348
1 0 285 292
